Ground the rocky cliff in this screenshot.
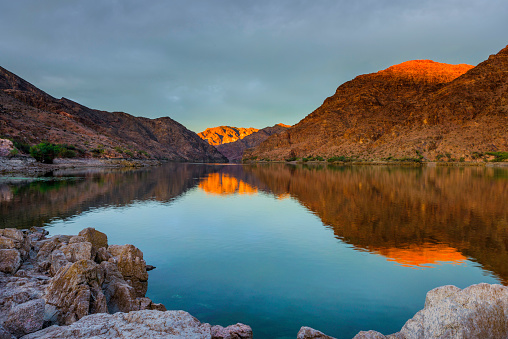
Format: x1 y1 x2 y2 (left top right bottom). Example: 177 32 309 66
245 45 508 161
215 124 290 162
0 66 227 162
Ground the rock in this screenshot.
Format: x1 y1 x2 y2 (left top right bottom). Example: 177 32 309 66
297 326 336 339
100 261 139 313
0 324 15 339
36 235 72 265
43 259 107 325
78 228 108 260
0 139 14 157
211 323 253 339
0 229 23 243
146 264 156 271
353 283 508 338
0 249 21 274
108 244 148 297
95 247 112 263
397 283 508 338
352 330 386 339
0 229 30 259
21 310 213 339
60 241 92 262
49 250 69 276
4 299 45 337
100 261 165 314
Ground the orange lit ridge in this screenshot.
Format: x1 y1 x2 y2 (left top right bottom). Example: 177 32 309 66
199 173 258 195
370 243 467 269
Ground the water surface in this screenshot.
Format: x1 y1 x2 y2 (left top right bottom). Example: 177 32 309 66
1 164 507 338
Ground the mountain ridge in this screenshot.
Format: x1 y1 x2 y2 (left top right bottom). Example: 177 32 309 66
0 66 227 162
245 45 508 161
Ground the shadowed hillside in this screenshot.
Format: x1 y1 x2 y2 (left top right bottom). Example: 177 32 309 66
0 66 227 162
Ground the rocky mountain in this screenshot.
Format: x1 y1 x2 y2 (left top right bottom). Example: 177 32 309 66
198 126 259 146
0 66 227 162
215 124 290 162
245 45 508 161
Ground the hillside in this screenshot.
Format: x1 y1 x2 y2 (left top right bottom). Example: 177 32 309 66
0 66 227 162
198 126 259 146
245 45 508 161
215 124 290 162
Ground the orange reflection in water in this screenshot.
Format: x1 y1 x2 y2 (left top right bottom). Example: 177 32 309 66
199 173 258 195
369 243 467 269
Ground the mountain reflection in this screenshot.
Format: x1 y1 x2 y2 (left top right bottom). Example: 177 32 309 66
235 164 508 281
199 173 258 195
0 164 220 229
1 163 507 283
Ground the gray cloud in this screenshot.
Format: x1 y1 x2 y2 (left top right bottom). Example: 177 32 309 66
1 0 507 132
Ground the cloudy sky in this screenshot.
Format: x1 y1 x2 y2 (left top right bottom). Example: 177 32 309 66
1 1 507 132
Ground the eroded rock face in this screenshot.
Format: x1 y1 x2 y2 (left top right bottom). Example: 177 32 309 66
21 310 213 339
43 259 107 325
297 326 336 339
108 244 148 297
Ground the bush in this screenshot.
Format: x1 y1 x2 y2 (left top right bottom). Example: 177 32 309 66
30 142 61 164
486 151 508 162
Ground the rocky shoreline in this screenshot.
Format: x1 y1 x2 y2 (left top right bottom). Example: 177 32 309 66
0 156 164 176
1 227 507 338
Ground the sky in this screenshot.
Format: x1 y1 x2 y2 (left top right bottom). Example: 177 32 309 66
1 1 507 133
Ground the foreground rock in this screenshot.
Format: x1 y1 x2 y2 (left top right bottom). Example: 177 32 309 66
301 283 508 339
0 227 251 339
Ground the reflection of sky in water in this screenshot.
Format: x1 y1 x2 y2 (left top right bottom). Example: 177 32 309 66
46 182 501 339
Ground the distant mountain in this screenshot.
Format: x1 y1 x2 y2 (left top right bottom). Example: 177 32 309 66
198 126 259 146
0 66 227 162
245 45 508 161
216 124 290 162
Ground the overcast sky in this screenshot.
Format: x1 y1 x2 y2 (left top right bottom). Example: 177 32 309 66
1 1 507 132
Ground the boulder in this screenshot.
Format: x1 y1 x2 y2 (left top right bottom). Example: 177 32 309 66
297 326 336 339
108 244 148 297
78 227 108 252
211 323 253 339
21 310 213 339
0 139 14 157
49 250 69 276
43 259 107 325
352 283 508 338
0 229 30 259
99 261 165 314
4 299 45 337
0 324 15 339
0 249 21 274
352 330 386 339
36 235 72 270
60 241 92 262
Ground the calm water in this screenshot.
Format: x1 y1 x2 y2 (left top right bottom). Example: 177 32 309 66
1 164 507 338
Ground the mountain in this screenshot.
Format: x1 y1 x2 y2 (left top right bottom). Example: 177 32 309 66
215 124 290 162
245 45 508 161
0 66 227 162
198 126 259 146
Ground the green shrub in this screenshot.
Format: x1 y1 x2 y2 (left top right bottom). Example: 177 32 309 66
30 142 61 164
114 146 124 153
459 157 465 162
13 141 30 154
486 151 508 162
8 148 19 157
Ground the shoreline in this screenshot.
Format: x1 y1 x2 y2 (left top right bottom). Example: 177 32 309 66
0 227 507 338
0 156 164 176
